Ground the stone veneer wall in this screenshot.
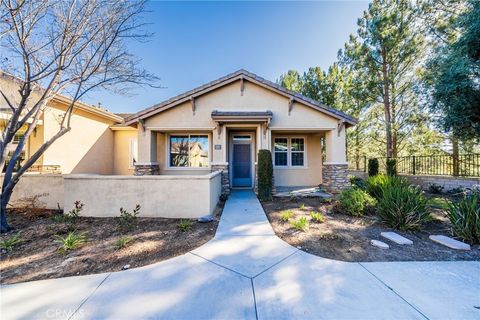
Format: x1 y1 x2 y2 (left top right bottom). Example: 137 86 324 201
211 164 230 195
322 164 349 194
134 163 160 176
348 170 480 192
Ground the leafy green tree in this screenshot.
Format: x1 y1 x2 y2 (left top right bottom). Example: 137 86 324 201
277 70 303 92
423 0 480 141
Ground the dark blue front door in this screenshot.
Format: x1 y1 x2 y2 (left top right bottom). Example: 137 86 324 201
232 143 251 187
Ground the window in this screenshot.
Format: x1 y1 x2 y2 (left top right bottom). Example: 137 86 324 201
169 135 209 167
129 138 138 168
273 137 305 167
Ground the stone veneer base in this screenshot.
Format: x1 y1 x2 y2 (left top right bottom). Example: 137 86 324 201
134 164 160 176
322 163 349 194
211 164 230 195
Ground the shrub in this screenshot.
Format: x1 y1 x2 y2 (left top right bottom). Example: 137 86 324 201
338 187 376 216
0 232 22 250
365 174 408 200
310 211 325 223
64 201 84 225
258 149 273 201
280 210 294 222
349 175 366 189
115 236 133 250
177 219 193 232
446 192 480 243
376 181 430 230
290 217 309 231
116 204 140 231
299 203 306 210
386 158 397 176
55 232 86 252
368 158 379 176
428 183 444 194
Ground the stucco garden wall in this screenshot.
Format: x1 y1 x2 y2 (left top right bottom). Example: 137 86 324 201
0 173 64 209
348 170 480 191
63 171 222 218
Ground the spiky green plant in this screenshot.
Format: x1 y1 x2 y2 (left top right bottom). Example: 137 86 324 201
290 217 309 232
55 232 86 252
310 211 325 223
0 232 22 251
446 192 480 244
280 210 294 222
114 236 133 250
177 219 193 232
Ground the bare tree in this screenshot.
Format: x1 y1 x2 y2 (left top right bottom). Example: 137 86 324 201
0 0 158 232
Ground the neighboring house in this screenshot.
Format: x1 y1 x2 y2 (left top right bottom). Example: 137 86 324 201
1 69 356 194
125 69 356 193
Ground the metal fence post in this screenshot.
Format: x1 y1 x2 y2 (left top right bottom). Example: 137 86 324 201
412 156 416 175
364 156 367 172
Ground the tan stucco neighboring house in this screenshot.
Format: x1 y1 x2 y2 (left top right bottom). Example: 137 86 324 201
1 69 356 194
125 69 356 193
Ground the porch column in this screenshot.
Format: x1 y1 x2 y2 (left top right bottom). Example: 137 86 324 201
211 124 230 195
323 128 348 193
134 129 159 175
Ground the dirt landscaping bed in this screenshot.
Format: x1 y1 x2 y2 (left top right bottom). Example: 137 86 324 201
262 197 480 262
0 203 223 285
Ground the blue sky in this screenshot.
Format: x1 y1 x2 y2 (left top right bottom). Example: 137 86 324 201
85 1 369 113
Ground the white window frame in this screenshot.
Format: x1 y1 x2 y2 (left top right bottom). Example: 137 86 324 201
167 134 210 169
128 138 138 169
273 136 307 168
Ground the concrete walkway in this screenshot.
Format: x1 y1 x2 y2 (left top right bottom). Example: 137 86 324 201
1 190 479 319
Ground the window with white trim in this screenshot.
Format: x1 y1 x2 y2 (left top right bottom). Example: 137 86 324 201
169 135 209 167
129 138 138 168
273 137 305 167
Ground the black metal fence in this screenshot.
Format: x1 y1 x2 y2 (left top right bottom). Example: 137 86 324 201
349 154 480 177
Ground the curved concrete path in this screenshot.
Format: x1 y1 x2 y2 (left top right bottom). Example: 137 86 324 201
1 190 479 319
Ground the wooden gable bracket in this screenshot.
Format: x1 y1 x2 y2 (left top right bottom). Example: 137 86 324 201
288 97 294 115
240 76 245 96
337 120 345 136
191 97 196 115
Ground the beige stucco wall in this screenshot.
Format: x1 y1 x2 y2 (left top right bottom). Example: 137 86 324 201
41 102 115 174
113 129 137 175
272 133 323 186
63 172 222 218
0 174 64 209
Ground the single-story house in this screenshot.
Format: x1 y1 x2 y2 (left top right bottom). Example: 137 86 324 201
2 69 356 196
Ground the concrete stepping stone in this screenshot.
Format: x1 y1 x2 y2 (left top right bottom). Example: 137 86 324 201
429 235 471 250
371 240 389 249
381 231 413 245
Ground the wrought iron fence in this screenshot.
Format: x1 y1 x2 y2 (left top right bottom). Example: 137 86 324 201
350 154 480 177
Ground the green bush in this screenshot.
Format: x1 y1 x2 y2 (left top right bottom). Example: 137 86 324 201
64 200 84 226
446 192 480 244
115 236 133 250
290 217 309 231
386 158 397 176
349 175 366 189
365 174 390 199
116 204 140 231
376 181 430 230
310 211 325 223
55 232 86 252
258 149 273 201
280 210 294 222
0 232 22 251
338 187 376 216
368 158 379 176
177 219 193 232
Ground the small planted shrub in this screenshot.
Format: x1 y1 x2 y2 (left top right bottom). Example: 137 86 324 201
299 203 306 210
116 204 140 231
258 149 273 201
349 175 366 189
428 183 444 194
0 232 22 251
368 158 379 176
64 200 84 225
365 174 406 200
177 219 193 232
376 181 430 230
55 232 86 252
310 211 325 223
338 187 376 216
290 217 309 232
280 210 294 222
386 158 397 176
115 236 133 250
446 192 480 244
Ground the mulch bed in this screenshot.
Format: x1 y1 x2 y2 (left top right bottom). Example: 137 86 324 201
0 202 223 285
262 197 480 262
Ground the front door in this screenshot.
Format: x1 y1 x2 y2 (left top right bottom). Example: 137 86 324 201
232 141 252 187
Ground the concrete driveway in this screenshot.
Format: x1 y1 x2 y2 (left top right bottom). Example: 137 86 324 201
1 190 479 319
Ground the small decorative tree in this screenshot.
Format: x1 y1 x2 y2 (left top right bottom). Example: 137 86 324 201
368 158 379 176
386 158 397 176
257 150 273 201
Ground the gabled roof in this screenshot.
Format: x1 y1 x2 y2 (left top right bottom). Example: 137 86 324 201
124 69 357 126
